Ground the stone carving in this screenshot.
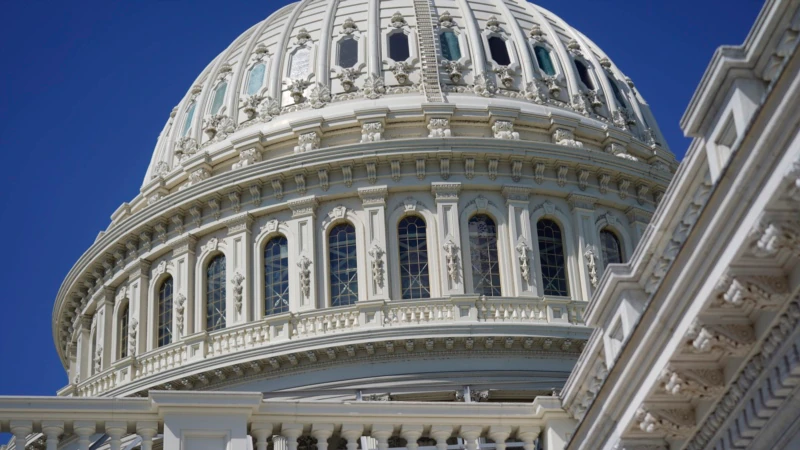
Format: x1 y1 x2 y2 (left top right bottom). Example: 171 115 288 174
342 165 353 187
488 159 499 180
552 128 582 148
94 346 103 372
361 122 384 143
341 17 358 35
522 80 548 104
184 168 210 189
717 274 789 309
684 319 755 356
534 162 545 184
298 256 312 298
175 294 186 335
336 67 360 92
231 272 245 315
232 148 261 170
516 238 532 283
636 184 650 205
443 238 460 283
658 365 724 398
318 168 329 191
493 66 515 89
151 161 170 179
295 173 307 194
557 165 568 187
294 131 320 153
753 220 800 257
174 137 198 162
529 25 545 41
391 61 414 84
390 12 407 28
465 158 475 179
585 90 603 111
567 39 583 57
512 160 523 182
542 75 561 97
571 359 608 420
295 28 311 46
391 160 401 182
486 16 502 33
472 73 497 97
492 120 519 140
368 245 385 288
635 407 695 437
584 245 598 288
570 93 590 116
605 142 637 161
439 11 455 28
307 83 331 109
644 128 658 147
578 169 590 191
612 108 637 130
366 161 378 184
416 159 426 180
202 113 235 141
427 118 451 137
440 158 451 180
441 60 464 83
202 237 219 253
362 73 386 99
128 319 138 357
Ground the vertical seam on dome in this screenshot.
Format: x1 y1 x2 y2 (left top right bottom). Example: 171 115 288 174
453 0 487 78
367 0 381 77
492 0 536 86
521 3 581 99
269 0 315 105
315 0 341 89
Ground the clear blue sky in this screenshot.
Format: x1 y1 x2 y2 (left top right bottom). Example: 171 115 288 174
0 0 762 399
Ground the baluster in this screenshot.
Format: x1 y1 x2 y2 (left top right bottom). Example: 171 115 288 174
488 427 510 450
516 427 540 450
281 423 304 450
429 425 452 450
371 424 393 450
459 426 482 450
136 421 158 450
312 424 334 450
251 422 274 450
10 420 32 450
106 421 127 450
400 425 423 450
41 420 64 450
340 424 364 450
74 421 96 450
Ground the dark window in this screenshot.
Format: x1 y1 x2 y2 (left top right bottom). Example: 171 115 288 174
534 46 556 76
538 219 569 296
600 229 624 266
157 277 173 347
389 33 410 61
399 216 431 299
488 36 511 66
264 236 290 315
206 255 226 331
469 214 502 296
574 60 594 89
606 75 627 107
119 304 129 358
338 38 358 68
329 223 358 306
440 31 461 61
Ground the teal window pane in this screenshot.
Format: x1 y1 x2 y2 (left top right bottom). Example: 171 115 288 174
534 46 556 76
211 81 227 115
246 63 265 96
181 103 196 137
440 31 461 61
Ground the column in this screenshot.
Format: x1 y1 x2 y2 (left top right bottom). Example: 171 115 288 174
74 421 97 450
41 420 64 450
251 422 274 450
170 235 197 338
502 186 536 297
358 186 389 301
567 194 598 301
225 214 254 324
127 259 151 354
312 424 335 450
95 287 115 370
9 421 32 450
288 196 319 311
542 419 576 450
75 315 92 383
105 421 127 450
432 183 464 295
136 421 158 450
340 424 364 450
625 207 652 246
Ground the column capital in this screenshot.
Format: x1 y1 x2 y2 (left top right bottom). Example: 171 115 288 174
432 182 461 202
501 185 532 202
170 233 198 255
358 185 388 206
225 213 254 235
625 206 653 224
566 193 597 211
135 421 159 437
80 314 93 331
9 420 33 435
127 258 152 279
288 195 319 218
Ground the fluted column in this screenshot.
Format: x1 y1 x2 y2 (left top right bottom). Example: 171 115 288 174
74 421 97 450
400 425 422 450
41 420 64 450
359 186 389 301
136 421 158 450
312 423 334 450
432 183 464 295
273 435 288 450
459 425 482 450
106 421 127 450
429 425 453 450
281 423 304 450
9 421 31 450
251 422 274 450
225 213 254 324
341 424 364 450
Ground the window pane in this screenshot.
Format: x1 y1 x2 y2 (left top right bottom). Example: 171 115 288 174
537 219 569 297
469 214 502 297
206 255 227 331
211 81 227 115
264 236 290 315
329 223 358 306
600 229 624 265
607 75 627 107
119 305 129 359
488 36 511 66
181 103 196 137
290 47 311 79
534 46 556 76
158 277 173 347
389 33 410 61
575 60 595 89
338 38 358 68
246 63 266 96
440 31 461 61
399 216 431 299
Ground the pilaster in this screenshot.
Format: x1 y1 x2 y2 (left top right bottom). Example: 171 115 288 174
288 195 319 311
94 287 115 370
626 206 653 245
225 214 254 324
170 234 197 338
127 259 151 353
567 193 598 300
359 186 389 301
432 182 464 296
75 315 92 383
502 186 536 297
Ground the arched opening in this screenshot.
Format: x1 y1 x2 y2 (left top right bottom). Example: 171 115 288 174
206 255 227 331
600 229 624 265
118 303 129 359
157 276 174 347
398 216 431 299
537 219 569 296
264 236 290 315
468 214 502 296
329 223 358 306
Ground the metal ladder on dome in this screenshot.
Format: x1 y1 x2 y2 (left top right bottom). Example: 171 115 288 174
413 0 444 103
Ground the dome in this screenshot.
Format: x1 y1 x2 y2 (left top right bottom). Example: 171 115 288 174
52 0 676 401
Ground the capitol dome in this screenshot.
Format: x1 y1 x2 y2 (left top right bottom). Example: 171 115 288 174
52 0 675 404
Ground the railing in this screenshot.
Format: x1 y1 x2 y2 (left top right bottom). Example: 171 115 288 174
72 297 588 398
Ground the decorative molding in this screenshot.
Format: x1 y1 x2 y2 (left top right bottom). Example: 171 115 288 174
288 196 319 218
492 120 519 140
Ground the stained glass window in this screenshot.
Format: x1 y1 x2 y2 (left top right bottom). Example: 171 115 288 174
289 47 311 79
338 38 358 68
246 63 266 96
399 216 430 299
440 31 461 61
158 277 173 347
206 255 227 331
575 60 594 90
210 81 227 115
264 236 290 315
181 103 196 137
329 223 358 307
534 46 556 76
469 214 502 297
600 229 624 266
537 219 569 297
389 32 410 61
607 75 627 107
119 303 129 359
488 36 511 66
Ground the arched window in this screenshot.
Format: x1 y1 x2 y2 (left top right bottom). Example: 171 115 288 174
289 47 311 79
574 60 595 90
210 81 227 115
389 32 410 61
534 46 556 76
338 38 358 68
469 214 502 297
606 75 627 107
488 36 511 66
440 31 461 60
206 255 227 331
119 303 129 359
157 277 173 347
264 236 290 315
329 223 358 306
181 103 196 137
246 63 266 96
537 219 569 297
600 229 624 266
398 216 430 299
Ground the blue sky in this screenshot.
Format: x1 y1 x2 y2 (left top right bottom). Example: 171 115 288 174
0 0 762 401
